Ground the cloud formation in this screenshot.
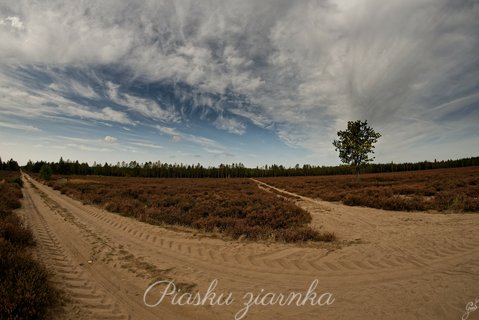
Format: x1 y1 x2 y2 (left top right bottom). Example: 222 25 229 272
0 120 40 132
0 16 24 30
156 125 223 151
104 135 118 144
214 115 246 135
0 0 478 165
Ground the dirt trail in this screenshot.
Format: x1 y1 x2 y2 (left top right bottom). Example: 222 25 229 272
19 174 479 320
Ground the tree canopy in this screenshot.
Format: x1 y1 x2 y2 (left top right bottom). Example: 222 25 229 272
39 164 53 181
0 158 19 171
333 120 381 176
19 155 479 178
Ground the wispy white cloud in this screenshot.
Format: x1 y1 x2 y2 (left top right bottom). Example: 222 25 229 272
106 82 180 123
0 0 477 164
0 120 40 132
129 141 163 150
0 73 132 125
98 107 131 124
156 125 222 150
187 135 221 150
67 144 112 152
156 125 182 139
213 115 246 135
48 79 99 99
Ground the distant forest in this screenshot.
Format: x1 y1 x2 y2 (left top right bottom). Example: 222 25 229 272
12 156 479 178
0 158 20 171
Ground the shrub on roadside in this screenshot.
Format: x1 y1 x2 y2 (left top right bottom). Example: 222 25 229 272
11 176 23 187
0 214 35 248
0 239 60 320
0 171 60 319
0 183 22 219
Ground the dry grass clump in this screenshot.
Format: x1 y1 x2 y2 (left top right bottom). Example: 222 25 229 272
0 214 35 247
47 176 334 243
0 239 60 319
260 166 479 212
0 178 22 219
0 171 60 320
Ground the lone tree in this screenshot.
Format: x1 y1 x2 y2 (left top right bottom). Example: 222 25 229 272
333 120 381 177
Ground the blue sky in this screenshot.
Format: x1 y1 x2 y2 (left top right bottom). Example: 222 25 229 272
0 0 478 166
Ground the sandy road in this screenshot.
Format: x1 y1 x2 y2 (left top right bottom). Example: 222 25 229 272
19 174 479 320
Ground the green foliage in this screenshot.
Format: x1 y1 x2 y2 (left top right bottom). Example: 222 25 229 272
333 120 381 175
22 156 479 178
39 164 52 181
0 158 19 171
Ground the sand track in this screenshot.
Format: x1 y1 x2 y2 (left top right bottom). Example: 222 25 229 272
19 174 479 320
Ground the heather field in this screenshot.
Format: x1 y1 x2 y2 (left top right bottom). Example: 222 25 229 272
260 166 479 212
45 176 335 243
0 171 59 319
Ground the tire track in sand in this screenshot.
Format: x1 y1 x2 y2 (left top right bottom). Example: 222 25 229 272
21 174 479 320
23 181 129 320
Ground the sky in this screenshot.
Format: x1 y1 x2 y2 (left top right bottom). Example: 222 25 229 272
0 0 478 167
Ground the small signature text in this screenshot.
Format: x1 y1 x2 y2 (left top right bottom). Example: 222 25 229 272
462 298 479 320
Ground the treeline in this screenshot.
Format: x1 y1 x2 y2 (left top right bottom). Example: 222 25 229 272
0 158 20 171
23 156 479 178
